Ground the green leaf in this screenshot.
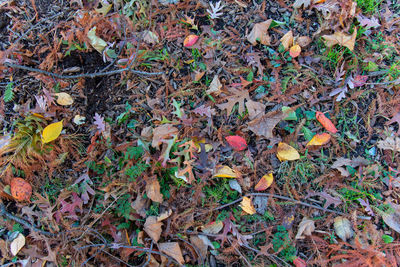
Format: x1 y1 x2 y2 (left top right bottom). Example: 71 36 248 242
171 99 183 118
270 20 285 28
282 106 297 121
302 127 315 141
106 49 118 59
382 234 394 244
3 82 14 103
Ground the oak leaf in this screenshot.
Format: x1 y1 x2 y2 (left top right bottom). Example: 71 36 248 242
151 124 179 148
247 109 291 140
217 87 249 116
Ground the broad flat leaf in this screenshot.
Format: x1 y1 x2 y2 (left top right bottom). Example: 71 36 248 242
316 111 338 133
152 124 179 148
87 27 107 53
143 30 159 45
248 109 291 140
158 242 185 265
377 136 400 152
55 92 73 105
144 216 162 243
217 87 249 116
306 133 331 146
276 142 300 161
280 30 293 50
382 203 400 234
322 29 357 51
225 135 247 151
289 44 301 58
10 233 25 256
295 217 315 239
213 165 237 178
206 75 222 94
193 105 216 118
247 19 272 45
334 216 353 241
201 221 224 234
240 196 256 215
245 99 265 120
146 178 163 203
254 173 274 191
42 120 63 143
386 111 400 135
183 34 199 47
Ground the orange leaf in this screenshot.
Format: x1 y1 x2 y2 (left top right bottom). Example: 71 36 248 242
316 112 338 133
255 173 274 191
289 44 301 58
225 135 247 151
10 178 32 202
306 133 331 146
183 35 199 47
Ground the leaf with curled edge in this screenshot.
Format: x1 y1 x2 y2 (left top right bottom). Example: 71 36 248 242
192 105 216 118
247 108 292 140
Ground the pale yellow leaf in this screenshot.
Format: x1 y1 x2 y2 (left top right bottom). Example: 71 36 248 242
158 242 185 265
213 165 237 178
200 221 224 234
333 216 353 241
55 92 74 106
87 27 107 53
144 216 162 243
240 196 256 215
73 114 86 125
10 233 25 256
295 217 315 239
247 19 272 45
42 120 63 144
322 29 357 51
95 0 112 15
157 209 172 222
276 142 300 161
280 30 293 50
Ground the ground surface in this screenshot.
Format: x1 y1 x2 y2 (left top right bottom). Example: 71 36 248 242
1 0 400 266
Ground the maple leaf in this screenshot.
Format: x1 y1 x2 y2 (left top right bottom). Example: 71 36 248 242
93 113 105 133
306 190 342 210
386 111 400 135
217 87 249 116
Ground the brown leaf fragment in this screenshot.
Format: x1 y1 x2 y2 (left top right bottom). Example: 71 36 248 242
377 136 400 152
247 19 272 46
144 216 162 243
280 30 293 50
306 190 342 210
158 242 185 265
382 203 400 234
131 194 148 217
146 178 163 203
247 109 290 140
295 217 315 239
190 235 208 261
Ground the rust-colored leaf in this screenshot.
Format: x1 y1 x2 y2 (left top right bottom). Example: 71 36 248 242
225 135 247 151
10 178 32 202
306 133 331 146
316 112 338 133
183 34 199 47
254 173 274 191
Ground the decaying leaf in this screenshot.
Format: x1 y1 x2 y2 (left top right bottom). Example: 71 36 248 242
95 0 112 15
297 36 312 47
240 196 256 215
213 165 237 178
217 87 249 116
152 124 179 148
245 99 265 120
42 120 63 144
146 178 163 203
157 209 172 221
280 30 293 50
382 203 400 234
254 173 274 191
386 111 400 135
322 29 357 51
55 92 73 106
183 34 199 47
293 0 311 9
144 216 162 243
158 242 185 265
276 142 300 161
207 75 222 94
73 114 86 125
10 233 25 256
247 19 272 46
248 109 291 140
377 136 400 152
333 216 354 241
225 135 247 151
295 217 315 239
201 221 224 234
306 133 331 146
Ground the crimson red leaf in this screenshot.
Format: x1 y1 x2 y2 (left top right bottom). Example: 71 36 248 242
225 135 247 151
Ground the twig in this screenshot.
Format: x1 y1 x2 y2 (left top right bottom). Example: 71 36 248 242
5 62 164 79
0 203 56 237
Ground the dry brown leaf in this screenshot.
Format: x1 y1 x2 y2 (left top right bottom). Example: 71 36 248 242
382 203 400 234
190 235 208 260
200 221 224 234
322 29 357 51
144 216 162 243
247 19 272 45
377 136 400 152
297 36 312 47
217 87 249 116
295 217 315 239
131 194 148 217
157 209 172 222
206 75 222 94
146 178 163 203
333 216 353 241
245 99 265 120
152 124 179 148
248 109 291 140
280 30 294 50
158 242 185 265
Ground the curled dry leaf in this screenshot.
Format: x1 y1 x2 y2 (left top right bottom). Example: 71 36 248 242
316 112 338 133
73 114 86 125
290 44 301 58
295 217 315 239
144 216 162 243
213 165 237 178
322 29 357 51
248 109 291 140
87 27 107 53
55 92 73 106
254 173 274 191
42 120 63 144
158 242 185 265
297 36 312 47
306 133 331 146
247 19 272 46
10 233 25 256
277 142 300 161
333 216 353 241
225 135 247 151
10 178 32 202
183 34 199 47
240 196 256 215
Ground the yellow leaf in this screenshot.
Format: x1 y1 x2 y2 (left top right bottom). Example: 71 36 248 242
306 133 331 146
322 29 357 51
240 196 256 215
87 27 107 53
254 173 274 191
276 142 300 161
55 92 74 106
213 165 237 178
42 120 63 144
95 0 112 15
280 30 293 50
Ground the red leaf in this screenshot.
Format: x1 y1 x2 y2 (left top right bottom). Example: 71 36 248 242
316 112 338 133
225 135 247 151
293 257 307 267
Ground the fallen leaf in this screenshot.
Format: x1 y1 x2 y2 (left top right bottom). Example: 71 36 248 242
183 34 199 47
333 216 353 241
357 15 380 29
306 133 331 146
190 235 209 260
152 124 179 148
247 19 272 46
276 142 300 161
245 99 265 120
131 194 148 218
382 203 400 234
229 179 242 194
316 111 338 133
10 233 25 256
10 178 32 202
217 87 249 116
240 196 256 215
143 30 159 45
322 29 357 51
280 30 293 50
192 105 216 118
225 135 247 151
377 136 400 152
254 173 274 191
248 109 291 140
206 75 222 94
42 120 63 143
289 44 301 58
293 257 307 267
306 190 342 210
297 36 312 47
146 178 163 203
213 165 237 178
55 92 73 105
358 198 374 216
73 114 86 125
144 216 162 243
386 111 400 135
95 0 112 15
87 27 107 53
158 242 185 265
201 221 224 234
295 217 315 239
157 209 172 221
293 0 311 9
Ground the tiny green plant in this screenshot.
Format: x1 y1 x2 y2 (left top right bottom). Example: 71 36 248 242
272 225 297 261
3 81 14 103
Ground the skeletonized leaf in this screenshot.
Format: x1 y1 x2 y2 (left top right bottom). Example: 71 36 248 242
55 92 74 106
240 196 256 215
213 165 237 178
276 142 300 161
158 242 185 265
42 120 63 144
10 233 25 256
254 173 274 191
306 133 331 146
